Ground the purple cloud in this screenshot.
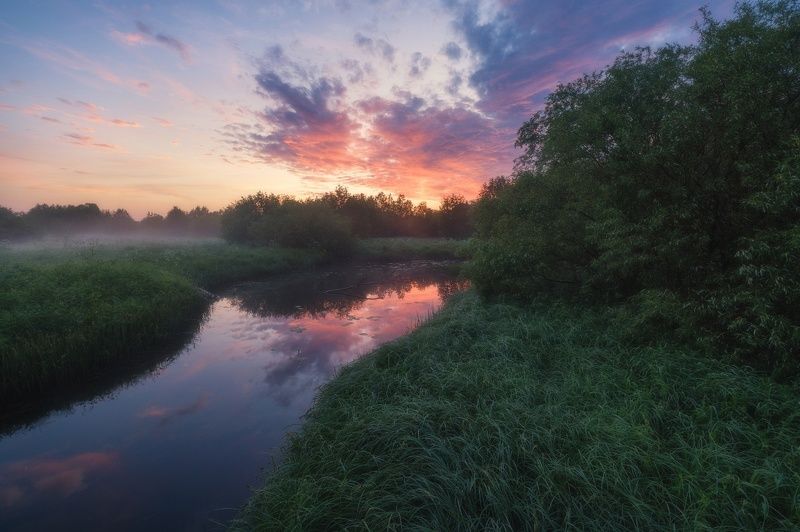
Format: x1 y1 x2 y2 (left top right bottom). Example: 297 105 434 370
446 0 715 124
135 21 191 63
441 41 463 60
225 60 356 171
226 1 731 201
409 52 431 78
354 32 396 62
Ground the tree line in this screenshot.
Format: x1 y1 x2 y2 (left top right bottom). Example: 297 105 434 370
0 203 222 240
220 187 473 255
1 188 474 245
469 0 800 380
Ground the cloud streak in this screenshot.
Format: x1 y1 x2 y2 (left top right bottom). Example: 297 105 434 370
114 21 192 63
62 132 119 150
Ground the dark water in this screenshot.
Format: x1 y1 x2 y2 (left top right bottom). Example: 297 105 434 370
0 261 466 531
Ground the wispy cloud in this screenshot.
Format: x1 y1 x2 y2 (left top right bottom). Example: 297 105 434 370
3 34 150 93
53 98 140 128
441 41 463 61
119 21 192 63
62 132 120 150
409 52 431 78
445 0 707 124
109 118 140 128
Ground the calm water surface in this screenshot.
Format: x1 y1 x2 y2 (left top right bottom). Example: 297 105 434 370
0 261 466 531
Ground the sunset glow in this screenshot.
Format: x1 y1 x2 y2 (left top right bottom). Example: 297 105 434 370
0 0 732 217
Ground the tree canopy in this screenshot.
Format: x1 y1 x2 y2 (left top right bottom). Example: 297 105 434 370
470 0 800 379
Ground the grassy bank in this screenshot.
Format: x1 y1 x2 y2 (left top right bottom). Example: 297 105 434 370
0 243 322 403
235 292 800 530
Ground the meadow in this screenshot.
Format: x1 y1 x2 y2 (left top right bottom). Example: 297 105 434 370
234 291 800 530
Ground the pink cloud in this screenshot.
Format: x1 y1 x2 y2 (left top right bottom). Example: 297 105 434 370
111 30 148 46
109 118 141 128
62 132 120 151
225 61 516 201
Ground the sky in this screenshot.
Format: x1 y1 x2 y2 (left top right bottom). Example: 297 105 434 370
0 0 734 218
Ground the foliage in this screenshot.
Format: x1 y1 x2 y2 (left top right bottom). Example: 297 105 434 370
0 207 32 241
320 186 442 237
234 292 800 530
470 1 800 378
222 187 476 251
221 193 355 256
438 194 473 238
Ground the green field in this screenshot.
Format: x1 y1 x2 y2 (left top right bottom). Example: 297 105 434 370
233 291 800 530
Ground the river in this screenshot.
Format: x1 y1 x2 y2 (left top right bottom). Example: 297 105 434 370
0 261 466 531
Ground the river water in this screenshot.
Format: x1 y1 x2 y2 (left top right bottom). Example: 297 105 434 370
0 261 466 531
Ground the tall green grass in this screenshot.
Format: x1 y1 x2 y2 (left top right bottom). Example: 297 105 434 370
0 261 205 401
235 292 800 530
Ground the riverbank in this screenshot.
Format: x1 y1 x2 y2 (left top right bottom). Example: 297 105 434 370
0 260 464 530
0 238 466 404
235 291 800 530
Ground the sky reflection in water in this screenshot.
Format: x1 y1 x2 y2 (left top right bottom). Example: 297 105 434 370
0 261 466 531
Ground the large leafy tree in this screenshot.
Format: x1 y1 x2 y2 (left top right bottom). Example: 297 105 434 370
471 0 800 377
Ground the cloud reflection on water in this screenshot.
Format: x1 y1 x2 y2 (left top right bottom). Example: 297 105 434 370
223 262 469 406
0 451 120 508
